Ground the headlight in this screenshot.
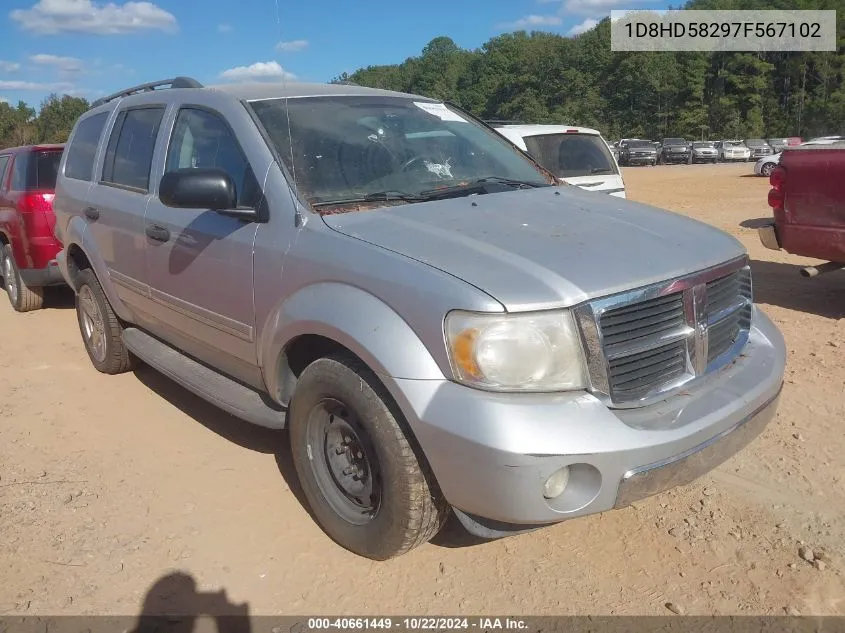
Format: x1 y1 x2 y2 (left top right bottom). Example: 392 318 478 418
444 310 587 391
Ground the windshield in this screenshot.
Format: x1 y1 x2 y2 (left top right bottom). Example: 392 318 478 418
693 142 714 148
250 96 549 209
663 138 686 146
627 141 654 149
523 133 618 178
746 139 767 146
723 141 746 148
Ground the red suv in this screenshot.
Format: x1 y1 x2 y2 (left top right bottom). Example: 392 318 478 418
0 144 66 311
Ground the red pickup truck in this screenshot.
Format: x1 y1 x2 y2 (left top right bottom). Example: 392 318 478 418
759 141 845 277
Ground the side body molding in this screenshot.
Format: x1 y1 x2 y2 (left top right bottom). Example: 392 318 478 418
260 282 447 405
64 214 135 323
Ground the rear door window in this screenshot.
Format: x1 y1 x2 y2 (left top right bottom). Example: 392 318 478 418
523 133 618 178
102 107 165 192
65 113 108 181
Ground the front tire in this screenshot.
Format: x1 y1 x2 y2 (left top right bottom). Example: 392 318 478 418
2 244 44 312
75 268 135 374
289 354 448 560
761 162 776 177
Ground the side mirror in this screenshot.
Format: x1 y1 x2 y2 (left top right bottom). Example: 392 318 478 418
159 168 239 212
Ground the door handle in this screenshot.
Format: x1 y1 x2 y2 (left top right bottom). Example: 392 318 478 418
83 206 99 221
145 224 171 243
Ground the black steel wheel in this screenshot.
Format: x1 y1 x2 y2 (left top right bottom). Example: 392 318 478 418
304 397 382 525
289 354 448 560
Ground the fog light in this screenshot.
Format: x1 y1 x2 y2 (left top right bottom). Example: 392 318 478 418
543 466 570 499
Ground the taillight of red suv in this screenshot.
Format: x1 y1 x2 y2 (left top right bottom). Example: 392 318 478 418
768 166 786 210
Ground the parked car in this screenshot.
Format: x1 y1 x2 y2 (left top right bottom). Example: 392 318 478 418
767 138 788 153
759 141 845 277
0 144 66 312
54 77 785 560
754 152 781 177
618 139 657 166
657 138 691 164
690 141 719 164
494 124 626 198
744 139 774 159
716 140 751 162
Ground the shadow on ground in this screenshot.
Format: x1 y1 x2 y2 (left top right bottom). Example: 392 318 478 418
128 571 251 633
750 259 845 319
740 218 773 230
133 365 483 553
44 286 75 309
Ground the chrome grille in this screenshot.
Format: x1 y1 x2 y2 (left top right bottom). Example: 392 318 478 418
608 340 688 400
706 268 753 364
574 259 753 408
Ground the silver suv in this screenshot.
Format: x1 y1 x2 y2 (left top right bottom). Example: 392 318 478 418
53 77 786 560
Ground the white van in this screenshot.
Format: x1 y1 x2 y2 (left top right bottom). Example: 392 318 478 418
494 124 626 198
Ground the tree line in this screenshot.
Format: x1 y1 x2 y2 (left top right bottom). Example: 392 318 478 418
335 0 845 141
0 94 89 149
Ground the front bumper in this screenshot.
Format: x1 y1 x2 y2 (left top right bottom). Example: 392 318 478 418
663 152 690 162
624 155 656 164
395 307 785 535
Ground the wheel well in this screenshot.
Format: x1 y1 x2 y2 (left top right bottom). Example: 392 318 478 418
0 232 8 245
277 333 443 498
65 244 92 289
277 334 350 404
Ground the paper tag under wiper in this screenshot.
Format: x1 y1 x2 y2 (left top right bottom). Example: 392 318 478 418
413 102 467 123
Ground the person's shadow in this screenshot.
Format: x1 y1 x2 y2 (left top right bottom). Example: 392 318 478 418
129 572 251 633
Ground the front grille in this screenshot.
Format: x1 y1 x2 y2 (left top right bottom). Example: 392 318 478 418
600 293 688 400
706 268 752 363
579 261 753 406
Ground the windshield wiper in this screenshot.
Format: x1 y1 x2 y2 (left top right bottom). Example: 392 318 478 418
310 190 425 208
417 176 549 201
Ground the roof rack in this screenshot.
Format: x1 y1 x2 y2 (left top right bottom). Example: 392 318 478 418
90 76 203 109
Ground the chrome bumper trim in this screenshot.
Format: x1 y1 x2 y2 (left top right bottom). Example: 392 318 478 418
758 222 782 251
615 384 782 508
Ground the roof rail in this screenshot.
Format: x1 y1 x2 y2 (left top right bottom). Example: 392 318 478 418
484 119 527 126
90 76 203 109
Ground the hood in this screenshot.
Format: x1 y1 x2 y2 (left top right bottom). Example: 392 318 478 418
322 186 745 312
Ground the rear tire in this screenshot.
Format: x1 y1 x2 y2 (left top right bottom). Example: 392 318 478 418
2 244 44 312
289 354 448 560
75 268 135 374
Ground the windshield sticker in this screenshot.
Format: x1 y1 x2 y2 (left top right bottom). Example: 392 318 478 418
413 102 467 123
424 159 454 179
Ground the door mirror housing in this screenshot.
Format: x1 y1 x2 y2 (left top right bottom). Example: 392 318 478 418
159 168 239 211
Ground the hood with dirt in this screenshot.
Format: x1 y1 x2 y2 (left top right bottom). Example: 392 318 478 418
323 185 746 311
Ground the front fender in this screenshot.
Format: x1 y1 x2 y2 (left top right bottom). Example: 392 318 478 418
260 282 446 402
63 216 134 323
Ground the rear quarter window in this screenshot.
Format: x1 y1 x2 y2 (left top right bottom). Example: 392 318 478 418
65 112 108 181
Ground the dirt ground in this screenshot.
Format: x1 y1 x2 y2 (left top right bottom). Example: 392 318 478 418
1 163 844 618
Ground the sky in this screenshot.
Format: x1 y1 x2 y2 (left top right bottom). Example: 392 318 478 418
0 0 668 110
